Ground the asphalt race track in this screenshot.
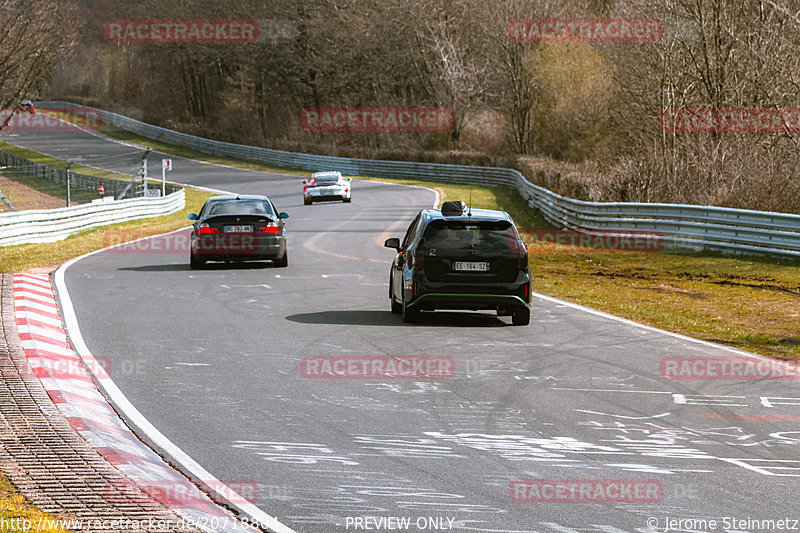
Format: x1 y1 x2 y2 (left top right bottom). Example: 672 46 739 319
4 123 800 533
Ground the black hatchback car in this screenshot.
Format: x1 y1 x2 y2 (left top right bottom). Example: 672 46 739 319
384 201 531 325
187 195 289 269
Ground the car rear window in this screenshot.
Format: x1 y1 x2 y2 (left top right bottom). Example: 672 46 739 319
207 199 274 217
312 177 340 185
422 220 521 251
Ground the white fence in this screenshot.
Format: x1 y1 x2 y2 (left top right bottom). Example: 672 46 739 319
0 190 185 246
36 101 800 258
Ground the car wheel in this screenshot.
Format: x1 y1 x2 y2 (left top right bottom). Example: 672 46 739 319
401 294 419 323
274 251 288 268
343 197 351 203
512 306 530 326
389 279 401 314
304 198 312 205
190 254 205 270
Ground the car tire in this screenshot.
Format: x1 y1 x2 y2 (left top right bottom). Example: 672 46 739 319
304 198 312 205
343 197 351 203
390 281 402 315
190 254 205 270
401 295 419 323
274 251 288 268
512 306 530 326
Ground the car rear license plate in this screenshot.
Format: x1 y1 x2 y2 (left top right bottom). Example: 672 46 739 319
453 261 489 272
224 225 252 233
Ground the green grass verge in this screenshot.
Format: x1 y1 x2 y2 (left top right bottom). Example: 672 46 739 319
30 117 800 361
0 474 72 532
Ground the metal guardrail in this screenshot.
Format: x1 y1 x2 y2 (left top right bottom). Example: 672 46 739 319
0 189 185 246
37 101 800 258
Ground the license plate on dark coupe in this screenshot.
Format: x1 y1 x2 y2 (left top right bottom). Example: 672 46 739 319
453 261 489 272
224 225 252 233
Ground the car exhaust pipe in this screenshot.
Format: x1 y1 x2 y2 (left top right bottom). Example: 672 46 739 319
496 305 512 316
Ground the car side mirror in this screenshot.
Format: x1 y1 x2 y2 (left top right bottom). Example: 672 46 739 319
384 237 400 250
345 177 352 182
301 180 307 184
187 214 198 220
279 212 289 219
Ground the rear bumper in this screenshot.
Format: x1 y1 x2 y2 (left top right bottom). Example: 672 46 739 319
306 192 350 201
405 270 531 311
191 234 286 261
410 292 529 311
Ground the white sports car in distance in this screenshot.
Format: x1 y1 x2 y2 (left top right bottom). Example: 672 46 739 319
303 171 352 205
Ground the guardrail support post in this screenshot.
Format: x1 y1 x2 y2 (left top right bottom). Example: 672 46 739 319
65 162 72 207
140 148 152 197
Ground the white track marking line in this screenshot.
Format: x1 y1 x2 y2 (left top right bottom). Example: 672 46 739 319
55 227 295 533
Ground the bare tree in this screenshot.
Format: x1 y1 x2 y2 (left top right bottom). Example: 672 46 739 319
602 0 800 210
474 0 576 154
387 0 490 142
0 0 79 129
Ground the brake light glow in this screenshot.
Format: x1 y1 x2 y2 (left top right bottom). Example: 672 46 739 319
198 224 219 235
413 282 418 295
258 223 280 233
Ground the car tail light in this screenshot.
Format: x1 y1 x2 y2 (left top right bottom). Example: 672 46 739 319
198 223 219 235
510 234 527 253
518 251 529 268
258 223 280 234
413 282 418 295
